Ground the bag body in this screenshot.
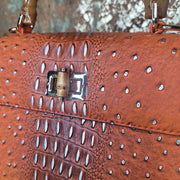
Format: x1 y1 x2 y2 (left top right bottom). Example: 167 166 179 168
0 32 179 179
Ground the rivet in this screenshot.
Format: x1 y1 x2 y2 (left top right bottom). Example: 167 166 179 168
8 125 11 129
22 61 26 66
14 132 17 137
108 155 112 160
172 48 177 54
178 167 180 172
8 150 11 155
9 58 12 62
136 101 141 108
133 153 137 158
22 49 25 53
18 125 22 130
2 95 5 99
44 44 49 55
17 116 20 120
161 38 166 43
163 150 168 155
103 104 107 111
146 172 150 178
121 129 125 134
157 136 162 142
125 87 129 94
101 86 105 92
97 50 101 56
124 71 129 77
121 160 126 165
176 140 180 146
114 72 118 79
137 138 141 143
6 79 9 83
125 170 129 175
7 163 11 167
152 120 157 125
12 92 16 96
109 170 113 175
112 51 116 57
144 156 149 161
158 84 164 91
21 140 25 145
120 144 124 150
117 114 121 120
2 140 6 144
13 163 17 168
14 70 17 74
22 155 26 160
109 141 113 146
3 173 6 176
0 67 4 72
159 165 163 171
146 66 152 74
3 113 6 117
133 54 138 60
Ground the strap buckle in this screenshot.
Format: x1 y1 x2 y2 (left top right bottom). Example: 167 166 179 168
46 68 87 101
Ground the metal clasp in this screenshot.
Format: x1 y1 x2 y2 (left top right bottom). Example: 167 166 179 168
46 68 87 101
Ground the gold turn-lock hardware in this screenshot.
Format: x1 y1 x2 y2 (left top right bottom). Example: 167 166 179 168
46 68 87 101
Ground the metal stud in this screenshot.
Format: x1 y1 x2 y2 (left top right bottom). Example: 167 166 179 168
54 64 57 71
85 154 89 166
69 126 73 139
36 119 40 131
121 129 125 134
161 38 166 43
81 131 86 145
83 104 87 116
50 99 54 111
39 97 43 108
56 122 60 135
117 114 121 120
54 140 57 153
114 72 118 79
21 140 25 145
44 138 47 150
124 71 129 77
157 136 162 142
120 144 124 150
108 155 112 160
102 123 106 132
36 137 39 148
109 170 113 175
81 119 86 125
44 44 49 55
103 104 107 111
125 170 129 175
159 165 163 171
61 102 65 113
57 45 61 56
92 121 96 128
91 135 95 147
133 54 138 60
136 101 141 108
152 120 157 125
172 48 177 54
35 78 39 90
43 156 46 168
84 42 88 57
59 163 63 174
64 144 69 158
68 166 73 178
159 84 164 91
97 50 101 56
163 150 168 155
112 51 116 57
76 149 80 162
34 154 38 164
51 159 55 170
176 140 180 146
22 61 26 66
73 102 77 114
79 171 83 180
146 172 150 178
101 86 105 92
137 138 141 143
31 95 34 106
144 156 149 161
71 44 75 56
146 66 152 74
109 141 113 146
41 62 45 73
121 160 126 165
44 120 48 133
125 87 129 94
133 153 137 158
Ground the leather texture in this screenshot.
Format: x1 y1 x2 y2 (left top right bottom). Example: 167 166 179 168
0 32 179 180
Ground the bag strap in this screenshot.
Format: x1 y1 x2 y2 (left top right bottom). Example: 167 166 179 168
9 0 37 34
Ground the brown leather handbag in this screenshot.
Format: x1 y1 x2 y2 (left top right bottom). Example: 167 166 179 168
0 0 180 180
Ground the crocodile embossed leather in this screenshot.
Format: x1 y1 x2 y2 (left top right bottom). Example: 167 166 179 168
0 32 180 180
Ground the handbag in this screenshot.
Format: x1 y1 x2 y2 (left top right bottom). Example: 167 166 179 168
0 0 180 179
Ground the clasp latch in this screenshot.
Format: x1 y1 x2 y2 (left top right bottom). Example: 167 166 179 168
46 68 87 100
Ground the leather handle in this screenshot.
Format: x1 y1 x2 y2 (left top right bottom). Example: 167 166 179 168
144 0 169 19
